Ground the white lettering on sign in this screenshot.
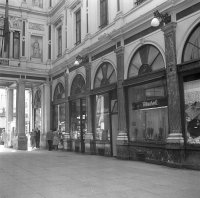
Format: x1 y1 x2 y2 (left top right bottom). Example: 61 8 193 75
142 100 158 107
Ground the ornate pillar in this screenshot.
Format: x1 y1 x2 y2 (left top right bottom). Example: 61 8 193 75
162 22 184 144
115 46 128 141
13 80 27 150
84 63 94 154
115 46 129 159
41 81 51 148
5 88 13 147
63 70 71 150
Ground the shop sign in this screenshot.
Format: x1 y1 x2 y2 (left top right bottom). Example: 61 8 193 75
132 98 167 110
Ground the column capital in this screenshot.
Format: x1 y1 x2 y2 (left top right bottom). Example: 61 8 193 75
115 46 124 55
161 22 177 34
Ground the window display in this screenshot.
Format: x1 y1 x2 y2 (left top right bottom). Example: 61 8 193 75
184 79 200 144
95 94 110 141
128 80 168 142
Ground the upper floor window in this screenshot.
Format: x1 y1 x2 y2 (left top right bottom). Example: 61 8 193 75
75 9 81 45
13 31 20 59
117 0 120 12
57 26 62 57
100 0 108 28
0 29 6 58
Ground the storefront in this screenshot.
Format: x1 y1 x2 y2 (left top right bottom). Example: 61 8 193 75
124 44 168 160
178 22 200 165
53 82 65 132
69 74 87 153
92 62 118 156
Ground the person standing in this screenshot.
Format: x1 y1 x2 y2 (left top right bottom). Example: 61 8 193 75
46 130 53 151
35 127 40 149
53 131 59 151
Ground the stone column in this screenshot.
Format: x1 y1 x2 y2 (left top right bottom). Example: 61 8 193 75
84 63 94 154
5 88 13 147
115 46 128 141
115 46 129 159
162 22 184 144
63 71 71 150
14 80 27 150
41 81 51 148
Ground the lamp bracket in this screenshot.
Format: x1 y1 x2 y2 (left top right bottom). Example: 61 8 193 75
153 10 171 25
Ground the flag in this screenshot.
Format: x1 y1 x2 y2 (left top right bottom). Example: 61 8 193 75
4 0 9 53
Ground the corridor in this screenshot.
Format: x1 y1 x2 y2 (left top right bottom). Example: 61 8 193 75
0 146 199 198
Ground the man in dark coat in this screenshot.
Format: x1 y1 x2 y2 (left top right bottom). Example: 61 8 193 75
35 127 40 148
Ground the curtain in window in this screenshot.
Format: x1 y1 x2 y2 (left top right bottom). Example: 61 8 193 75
13 31 20 59
76 10 81 44
0 30 5 58
100 0 108 27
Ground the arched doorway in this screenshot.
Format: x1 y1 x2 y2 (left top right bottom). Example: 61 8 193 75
126 44 168 143
93 62 118 156
53 82 65 132
70 74 86 153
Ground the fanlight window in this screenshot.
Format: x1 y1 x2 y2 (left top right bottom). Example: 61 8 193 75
71 74 86 96
54 82 65 100
94 62 117 89
34 89 41 108
183 24 200 62
128 44 165 78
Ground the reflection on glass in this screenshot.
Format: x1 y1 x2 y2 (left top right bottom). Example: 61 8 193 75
70 99 87 140
128 80 168 142
53 103 65 131
95 94 110 141
184 79 200 144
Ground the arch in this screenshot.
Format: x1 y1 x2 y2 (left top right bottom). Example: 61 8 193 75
53 82 65 101
182 22 200 63
127 44 165 78
70 74 86 96
34 89 41 108
93 61 117 89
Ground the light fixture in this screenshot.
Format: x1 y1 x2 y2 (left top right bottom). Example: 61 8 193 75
74 55 89 66
151 10 171 27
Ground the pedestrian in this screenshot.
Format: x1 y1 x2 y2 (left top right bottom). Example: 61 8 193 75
30 129 36 149
35 127 40 148
46 130 53 151
53 131 59 151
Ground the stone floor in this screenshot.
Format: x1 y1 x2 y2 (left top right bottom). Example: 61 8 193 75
0 145 200 198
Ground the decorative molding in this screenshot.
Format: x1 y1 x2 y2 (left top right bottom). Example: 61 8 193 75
29 22 44 31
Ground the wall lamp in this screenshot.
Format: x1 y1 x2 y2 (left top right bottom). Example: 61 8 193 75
74 55 89 66
151 10 171 27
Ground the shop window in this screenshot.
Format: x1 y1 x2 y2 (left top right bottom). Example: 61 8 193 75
70 99 87 140
182 24 200 62
13 31 20 59
128 44 165 78
94 62 117 89
184 76 200 144
128 80 168 142
95 94 110 141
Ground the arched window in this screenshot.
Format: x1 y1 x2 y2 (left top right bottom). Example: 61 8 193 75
128 44 165 78
94 62 116 89
53 82 65 101
71 74 86 96
182 23 200 62
34 89 41 108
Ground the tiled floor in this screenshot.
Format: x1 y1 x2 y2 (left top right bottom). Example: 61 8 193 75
0 145 200 198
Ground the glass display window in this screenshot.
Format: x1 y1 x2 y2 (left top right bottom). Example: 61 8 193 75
128 80 168 142
184 77 200 144
95 93 110 141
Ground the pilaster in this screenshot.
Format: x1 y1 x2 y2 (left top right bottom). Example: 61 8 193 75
162 22 184 144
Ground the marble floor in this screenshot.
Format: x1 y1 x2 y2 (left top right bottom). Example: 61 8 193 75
0 145 199 198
